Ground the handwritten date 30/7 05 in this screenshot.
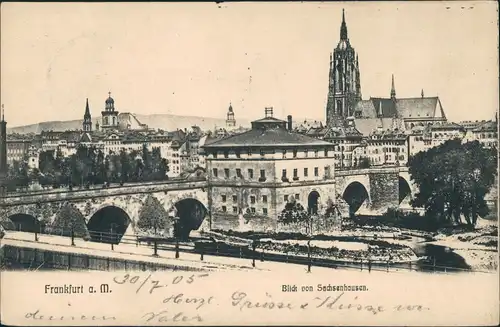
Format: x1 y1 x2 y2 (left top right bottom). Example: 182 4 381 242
112 273 209 294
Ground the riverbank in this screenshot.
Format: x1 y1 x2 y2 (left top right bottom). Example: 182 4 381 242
206 217 498 271
432 219 498 271
205 229 419 264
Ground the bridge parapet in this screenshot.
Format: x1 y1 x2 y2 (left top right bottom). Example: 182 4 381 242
0 180 208 207
335 166 403 177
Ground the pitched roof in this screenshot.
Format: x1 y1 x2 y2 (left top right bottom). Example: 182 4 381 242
251 116 286 123
323 125 363 139
430 122 465 131
396 97 445 120
202 127 333 148
352 118 394 136
354 97 446 120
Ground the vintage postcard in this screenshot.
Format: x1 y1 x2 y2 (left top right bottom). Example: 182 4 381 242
0 1 498 326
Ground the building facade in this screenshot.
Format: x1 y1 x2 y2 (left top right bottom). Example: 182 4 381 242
463 119 498 149
203 107 337 232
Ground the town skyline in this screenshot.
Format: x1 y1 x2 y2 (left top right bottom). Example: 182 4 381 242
1 2 498 128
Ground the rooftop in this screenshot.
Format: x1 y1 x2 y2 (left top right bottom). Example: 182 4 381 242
203 107 333 149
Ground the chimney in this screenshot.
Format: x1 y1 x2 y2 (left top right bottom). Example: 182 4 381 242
265 107 274 118
287 115 293 131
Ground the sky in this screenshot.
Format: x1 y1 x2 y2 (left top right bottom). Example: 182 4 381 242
1 1 498 128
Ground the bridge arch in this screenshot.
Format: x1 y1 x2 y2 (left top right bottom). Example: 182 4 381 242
342 181 370 216
172 198 208 240
399 176 412 204
87 206 131 244
7 214 43 233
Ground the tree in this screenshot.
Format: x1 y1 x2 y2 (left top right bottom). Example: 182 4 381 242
137 195 170 236
408 139 497 227
278 197 310 225
358 157 370 169
39 150 56 174
50 203 90 239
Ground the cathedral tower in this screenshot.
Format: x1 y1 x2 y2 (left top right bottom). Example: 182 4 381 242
326 9 362 127
83 98 92 132
100 92 119 131
226 102 236 128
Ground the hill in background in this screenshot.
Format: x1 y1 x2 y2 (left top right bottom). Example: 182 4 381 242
6 113 322 134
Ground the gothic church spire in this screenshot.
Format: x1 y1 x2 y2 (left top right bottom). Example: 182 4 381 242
390 74 396 100
340 9 348 40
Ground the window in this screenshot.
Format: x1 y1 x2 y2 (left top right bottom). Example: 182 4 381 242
324 149 328 157
304 150 308 157
260 169 265 178
212 168 218 177
232 195 237 202
235 151 241 158
314 167 319 177
282 169 287 177
223 151 229 158
284 195 288 202
324 166 330 177
314 150 318 158
247 148 252 156
263 208 268 215
232 206 238 214
221 195 226 202
251 207 256 214
293 149 297 158
248 169 254 179
260 149 265 157
250 196 256 204
295 194 299 200
221 206 227 212
282 150 287 158
293 169 298 178
213 152 217 158
262 195 268 203
236 169 242 177
304 168 308 177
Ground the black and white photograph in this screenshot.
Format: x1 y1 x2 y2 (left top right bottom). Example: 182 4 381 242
0 2 498 326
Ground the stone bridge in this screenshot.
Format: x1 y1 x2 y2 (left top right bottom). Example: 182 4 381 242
335 166 416 215
0 179 209 241
0 167 420 240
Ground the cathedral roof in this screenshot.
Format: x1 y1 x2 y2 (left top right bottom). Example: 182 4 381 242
354 97 446 121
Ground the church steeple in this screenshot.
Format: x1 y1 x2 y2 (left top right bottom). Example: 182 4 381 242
83 98 92 132
340 9 348 40
226 102 236 128
390 74 396 100
325 9 361 127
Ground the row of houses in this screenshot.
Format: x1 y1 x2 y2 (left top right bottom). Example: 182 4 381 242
292 116 498 169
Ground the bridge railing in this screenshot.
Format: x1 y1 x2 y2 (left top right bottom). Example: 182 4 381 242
0 177 207 198
2 227 495 275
